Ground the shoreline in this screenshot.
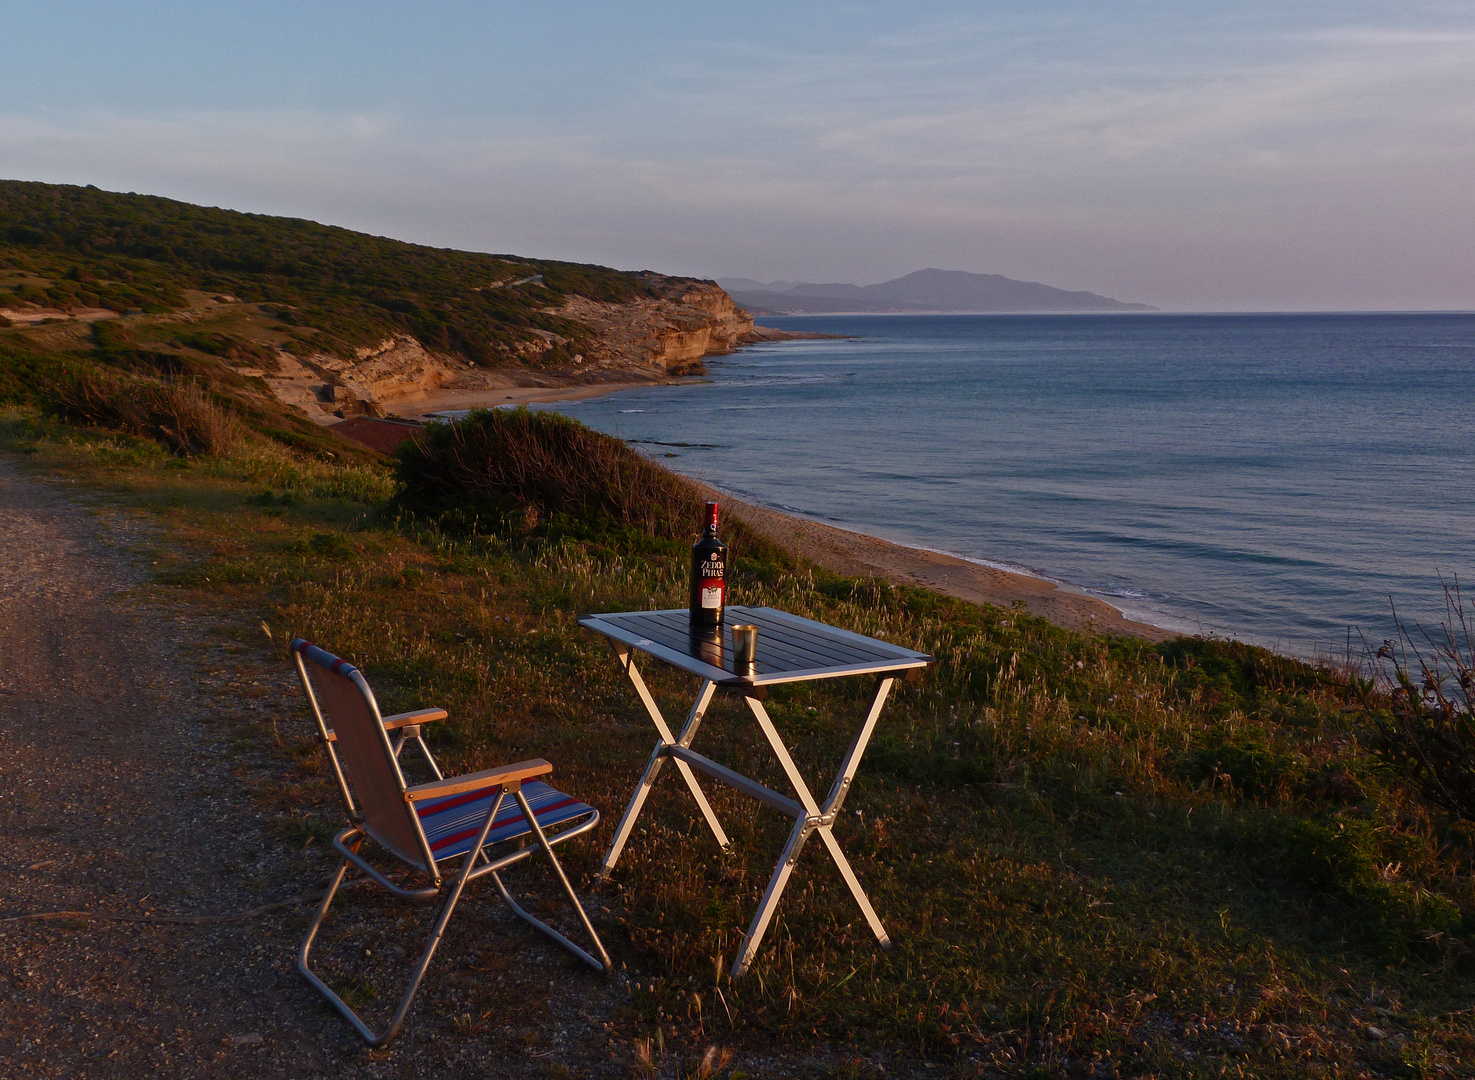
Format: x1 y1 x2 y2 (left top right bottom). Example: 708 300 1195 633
376 350 1176 643
386 376 689 417
384 327 849 419
711 490 1176 641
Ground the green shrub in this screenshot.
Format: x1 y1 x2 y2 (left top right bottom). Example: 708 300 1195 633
1177 729 1304 799
398 408 708 539
1211 813 1459 959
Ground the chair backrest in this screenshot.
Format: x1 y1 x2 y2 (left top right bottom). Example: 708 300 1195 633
290 639 435 870
291 646 359 820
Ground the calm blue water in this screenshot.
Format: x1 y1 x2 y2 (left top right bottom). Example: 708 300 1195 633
540 313 1475 657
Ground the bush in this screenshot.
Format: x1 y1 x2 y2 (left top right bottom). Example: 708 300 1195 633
1362 581 1475 823
43 366 244 456
395 408 706 538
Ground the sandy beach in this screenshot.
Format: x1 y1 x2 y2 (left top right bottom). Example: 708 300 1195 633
387 376 689 417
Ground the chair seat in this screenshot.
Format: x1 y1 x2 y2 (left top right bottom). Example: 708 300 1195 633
416 779 594 862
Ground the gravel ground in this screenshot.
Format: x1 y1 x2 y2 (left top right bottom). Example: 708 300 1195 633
0 456 884 1079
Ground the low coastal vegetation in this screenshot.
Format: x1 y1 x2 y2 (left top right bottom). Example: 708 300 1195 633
2 371 1472 1077
0 179 654 365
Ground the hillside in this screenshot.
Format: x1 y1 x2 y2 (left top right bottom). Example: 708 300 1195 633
0 180 754 425
723 267 1155 314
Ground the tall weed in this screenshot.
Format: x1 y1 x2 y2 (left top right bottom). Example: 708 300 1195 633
43 365 244 456
1362 579 1475 823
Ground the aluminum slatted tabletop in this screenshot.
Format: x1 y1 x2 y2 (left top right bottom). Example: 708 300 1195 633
579 605 932 977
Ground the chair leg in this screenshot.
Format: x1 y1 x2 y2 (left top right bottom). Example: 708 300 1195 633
489 871 607 972
299 799 504 1046
298 858 464 1047
494 788 612 973
300 855 395 1045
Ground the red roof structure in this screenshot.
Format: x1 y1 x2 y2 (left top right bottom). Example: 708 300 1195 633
330 416 425 455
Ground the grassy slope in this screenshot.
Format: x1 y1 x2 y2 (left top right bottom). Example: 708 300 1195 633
2 409 1471 1078
0 324 383 463
0 178 658 364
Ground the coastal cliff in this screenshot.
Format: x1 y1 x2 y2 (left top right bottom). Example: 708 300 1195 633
0 180 763 423
265 272 758 418
554 273 754 374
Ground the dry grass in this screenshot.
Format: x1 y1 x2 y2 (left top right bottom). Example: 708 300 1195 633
5 409 1474 1077
1361 582 1475 826
42 366 245 456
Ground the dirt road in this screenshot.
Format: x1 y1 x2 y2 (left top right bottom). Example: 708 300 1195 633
0 459 350 1076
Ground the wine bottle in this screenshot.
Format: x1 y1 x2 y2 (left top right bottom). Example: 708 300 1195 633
689 501 727 627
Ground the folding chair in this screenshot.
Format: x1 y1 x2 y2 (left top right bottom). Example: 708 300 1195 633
289 638 611 1046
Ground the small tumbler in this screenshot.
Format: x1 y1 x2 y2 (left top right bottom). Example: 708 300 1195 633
730 624 759 675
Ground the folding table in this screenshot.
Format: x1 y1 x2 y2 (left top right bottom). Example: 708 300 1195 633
579 605 931 977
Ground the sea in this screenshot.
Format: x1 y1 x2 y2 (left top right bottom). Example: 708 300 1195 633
536 313 1475 659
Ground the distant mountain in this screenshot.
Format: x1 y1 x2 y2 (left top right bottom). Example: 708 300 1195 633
720 268 1155 314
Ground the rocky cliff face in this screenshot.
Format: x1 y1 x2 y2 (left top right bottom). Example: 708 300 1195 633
340 335 447 400
269 273 758 419
556 273 755 375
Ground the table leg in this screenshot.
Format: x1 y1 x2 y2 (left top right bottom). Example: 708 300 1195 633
816 827 890 947
601 649 728 877
732 814 814 978
600 737 666 879
816 676 895 946
732 821 889 978
731 678 896 976
741 693 822 817
822 676 895 817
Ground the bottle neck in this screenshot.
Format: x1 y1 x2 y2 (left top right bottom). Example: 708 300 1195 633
705 502 720 534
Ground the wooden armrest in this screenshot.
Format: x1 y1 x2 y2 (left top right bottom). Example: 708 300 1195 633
322 708 448 742
404 758 553 802
382 708 448 731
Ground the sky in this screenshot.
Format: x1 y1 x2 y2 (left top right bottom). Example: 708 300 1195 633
2 1 1473 311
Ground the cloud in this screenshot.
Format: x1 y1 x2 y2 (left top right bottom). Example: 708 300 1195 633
1 18 1473 308
1311 27 1475 46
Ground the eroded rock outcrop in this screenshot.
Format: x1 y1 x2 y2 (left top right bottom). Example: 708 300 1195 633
554 275 755 376
266 273 760 419
338 335 448 401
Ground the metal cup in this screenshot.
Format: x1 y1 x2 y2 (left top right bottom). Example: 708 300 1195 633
730 624 758 675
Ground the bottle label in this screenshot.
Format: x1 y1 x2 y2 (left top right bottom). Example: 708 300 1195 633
699 555 724 608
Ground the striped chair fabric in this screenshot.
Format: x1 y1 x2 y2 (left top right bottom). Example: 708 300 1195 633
417 780 594 862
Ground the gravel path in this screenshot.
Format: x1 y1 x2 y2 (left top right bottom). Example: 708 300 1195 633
0 458 649 1078
0 458 346 1076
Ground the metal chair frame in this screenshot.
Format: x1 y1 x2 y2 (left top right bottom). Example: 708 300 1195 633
292 647 449 815
289 639 610 1046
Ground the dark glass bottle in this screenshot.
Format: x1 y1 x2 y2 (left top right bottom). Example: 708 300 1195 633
689 501 727 627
